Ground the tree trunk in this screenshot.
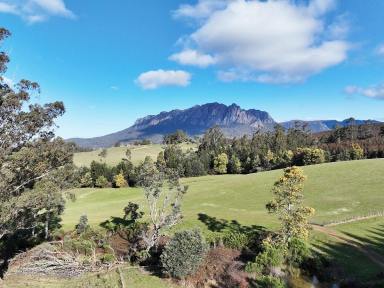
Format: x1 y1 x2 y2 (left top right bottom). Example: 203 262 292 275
44 213 50 240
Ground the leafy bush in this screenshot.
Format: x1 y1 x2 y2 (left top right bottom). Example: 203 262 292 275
350 143 364 160
99 253 116 264
184 154 207 177
293 148 325 166
214 153 228 174
205 231 224 247
246 240 285 274
227 155 242 174
286 237 310 267
80 171 93 187
76 214 90 234
161 229 207 279
63 238 95 256
222 231 249 250
113 171 128 187
256 275 286 288
95 175 109 188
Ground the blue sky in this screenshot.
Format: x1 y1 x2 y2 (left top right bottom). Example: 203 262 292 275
1 0 384 138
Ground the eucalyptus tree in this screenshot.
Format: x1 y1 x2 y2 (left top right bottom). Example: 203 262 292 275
0 28 74 242
137 157 188 251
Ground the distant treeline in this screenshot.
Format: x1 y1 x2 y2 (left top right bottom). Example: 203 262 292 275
74 122 384 188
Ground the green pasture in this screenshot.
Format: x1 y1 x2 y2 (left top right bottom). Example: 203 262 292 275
62 159 384 231
73 143 196 167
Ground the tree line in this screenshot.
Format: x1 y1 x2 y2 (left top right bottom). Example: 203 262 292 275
74 122 384 189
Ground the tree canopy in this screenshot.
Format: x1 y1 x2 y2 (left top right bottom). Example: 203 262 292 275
0 28 74 242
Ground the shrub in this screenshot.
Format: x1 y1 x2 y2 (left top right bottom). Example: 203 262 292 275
64 238 95 256
184 154 207 177
95 175 109 188
350 143 364 160
205 231 224 247
80 171 93 187
247 240 285 274
214 153 228 174
222 231 249 250
161 229 207 279
76 214 90 234
227 155 242 174
114 171 128 188
286 237 310 267
293 148 325 166
256 275 286 288
99 253 116 264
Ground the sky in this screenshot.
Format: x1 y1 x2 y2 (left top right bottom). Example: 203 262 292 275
1 0 384 138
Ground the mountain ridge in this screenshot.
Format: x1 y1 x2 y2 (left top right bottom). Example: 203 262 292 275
68 102 380 148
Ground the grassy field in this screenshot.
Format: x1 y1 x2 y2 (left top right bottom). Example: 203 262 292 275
73 143 196 167
62 159 384 231
7 159 384 286
311 229 384 283
334 216 384 256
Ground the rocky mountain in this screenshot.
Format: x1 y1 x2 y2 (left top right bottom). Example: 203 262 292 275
68 103 381 148
68 103 276 148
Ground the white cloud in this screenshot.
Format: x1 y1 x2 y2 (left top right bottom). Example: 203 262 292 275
32 0 74 17
0 2 17 14
136 70 191 90
0 0 74 23
376 44 384 56
173 0 234 20
169 49 216 67
172 0 350 84
345 84 384 100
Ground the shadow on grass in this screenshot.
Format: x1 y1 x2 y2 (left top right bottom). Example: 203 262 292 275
342 224 384 257
312 225 384 287
100 216 134 230
197 213 266 235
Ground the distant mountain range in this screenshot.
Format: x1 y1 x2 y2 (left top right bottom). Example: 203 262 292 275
280 119 380 133
68 103 381 148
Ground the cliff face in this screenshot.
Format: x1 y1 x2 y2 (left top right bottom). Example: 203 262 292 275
68 103 276 148
132 103 275 130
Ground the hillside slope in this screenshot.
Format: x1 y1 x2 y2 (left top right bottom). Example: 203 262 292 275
63 159 384 229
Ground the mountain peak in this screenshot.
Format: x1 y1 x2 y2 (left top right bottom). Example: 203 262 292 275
68 103 275 148
67 103 381 148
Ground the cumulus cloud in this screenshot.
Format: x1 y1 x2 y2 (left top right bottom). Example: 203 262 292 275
172 0 350 83
169 49 217 67
136 70 191 90
345 84 384 100
0 0 74 23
